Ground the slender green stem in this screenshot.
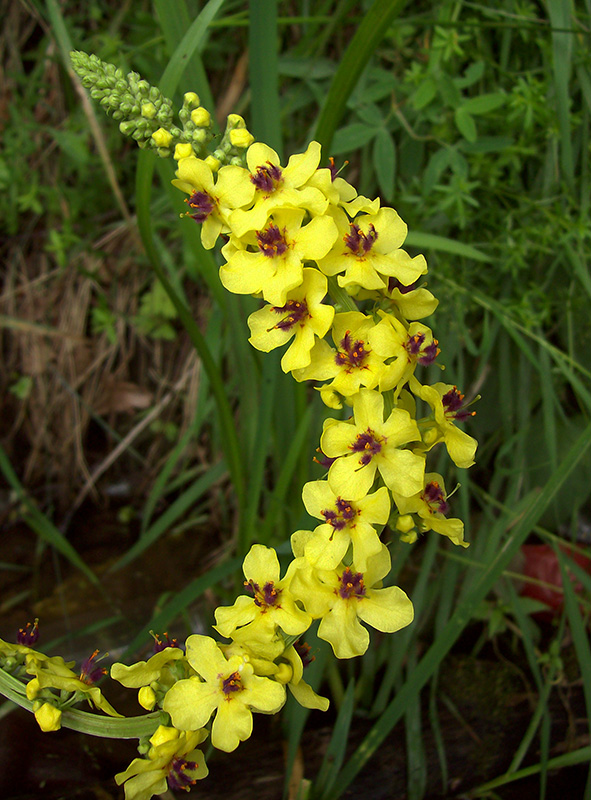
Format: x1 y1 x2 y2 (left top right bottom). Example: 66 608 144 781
0 669 160 739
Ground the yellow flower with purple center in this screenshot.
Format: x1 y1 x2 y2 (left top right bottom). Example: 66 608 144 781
316 207 425 293
25 649 121 721
162 635 286 752
229 141 329 237
410 378 478 469
172 157 255 249
247 268 335 373
321 388 425 500
393 473 468 547
293 481 390 571
115 725 208 800
220 207 337 307
368 311 440 395
214 544 311 644
292 311 392 407
289 545 414 658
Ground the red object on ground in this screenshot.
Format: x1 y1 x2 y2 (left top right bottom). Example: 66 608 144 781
519 543 591 617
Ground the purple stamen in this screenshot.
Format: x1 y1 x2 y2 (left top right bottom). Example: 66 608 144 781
152 632 180 653
343 222 378 257
442 387 475 422
222 671 243 696
321 498 358 530
350 428 382 466
185 191 215 223
294 639 314 668
405 333 440 366
167 756 199 791
79 650 107 685
257 223 288 257
337 567 366 600
251 161 283 193
335 331 369 371
245 579 281 610
422 481 450 516
17 619 39 647
268 299 310 332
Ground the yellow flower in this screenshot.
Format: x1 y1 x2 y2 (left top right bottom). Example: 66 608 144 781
162 635 286 752
247 268 335 373
115 726 208 800
392 473 468 547
290 546 414 658
321 388 425 500
368 311 440 395
25 651 121 717
220 207 337 306
410 378 478 469
214 544 311 644
172 157 255 249
292 311 391 407
111 646 185 689
229 141 329 237
316 207 424 293
294 481 390 571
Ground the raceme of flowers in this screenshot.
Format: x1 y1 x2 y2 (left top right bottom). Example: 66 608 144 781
0 59 478 800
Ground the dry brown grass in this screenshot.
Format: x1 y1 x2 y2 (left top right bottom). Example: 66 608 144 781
0 1 208 516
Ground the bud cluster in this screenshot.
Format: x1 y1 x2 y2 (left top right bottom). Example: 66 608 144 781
70 51 254 164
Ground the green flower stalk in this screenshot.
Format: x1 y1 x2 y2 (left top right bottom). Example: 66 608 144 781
70 52 254 164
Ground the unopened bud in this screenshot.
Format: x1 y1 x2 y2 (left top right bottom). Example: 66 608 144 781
138 686 157 710
174 143 194 160
396 514 415 534
191 106 211 127
230 128 255 149
183 91 200 108
141 101 157 119
152 127 173 148
33 702 62 733
204 155 221 172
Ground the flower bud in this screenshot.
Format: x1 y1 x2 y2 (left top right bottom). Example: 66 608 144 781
138 685 157 710
152 128 173 148
396 514 415 533
174 143 194 160
204 155 221 172
230 128 255 149
183 91 200 108
191 107 211 127
33 701 62 732
141 101 157 119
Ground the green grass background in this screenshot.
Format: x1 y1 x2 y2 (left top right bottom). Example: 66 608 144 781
2 1 591 798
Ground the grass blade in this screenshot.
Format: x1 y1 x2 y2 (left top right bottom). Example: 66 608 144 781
249 0 283 155
0 444 99 588
313 0 410 154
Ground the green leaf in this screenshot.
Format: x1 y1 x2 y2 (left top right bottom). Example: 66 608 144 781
405 231 491 262
372 128 395 202
330 123 378 154
411 76 437 110
462 92 506 115
454 107 477 142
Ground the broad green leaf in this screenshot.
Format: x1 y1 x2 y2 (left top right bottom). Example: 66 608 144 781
462 92 506 115
330 123 378 154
